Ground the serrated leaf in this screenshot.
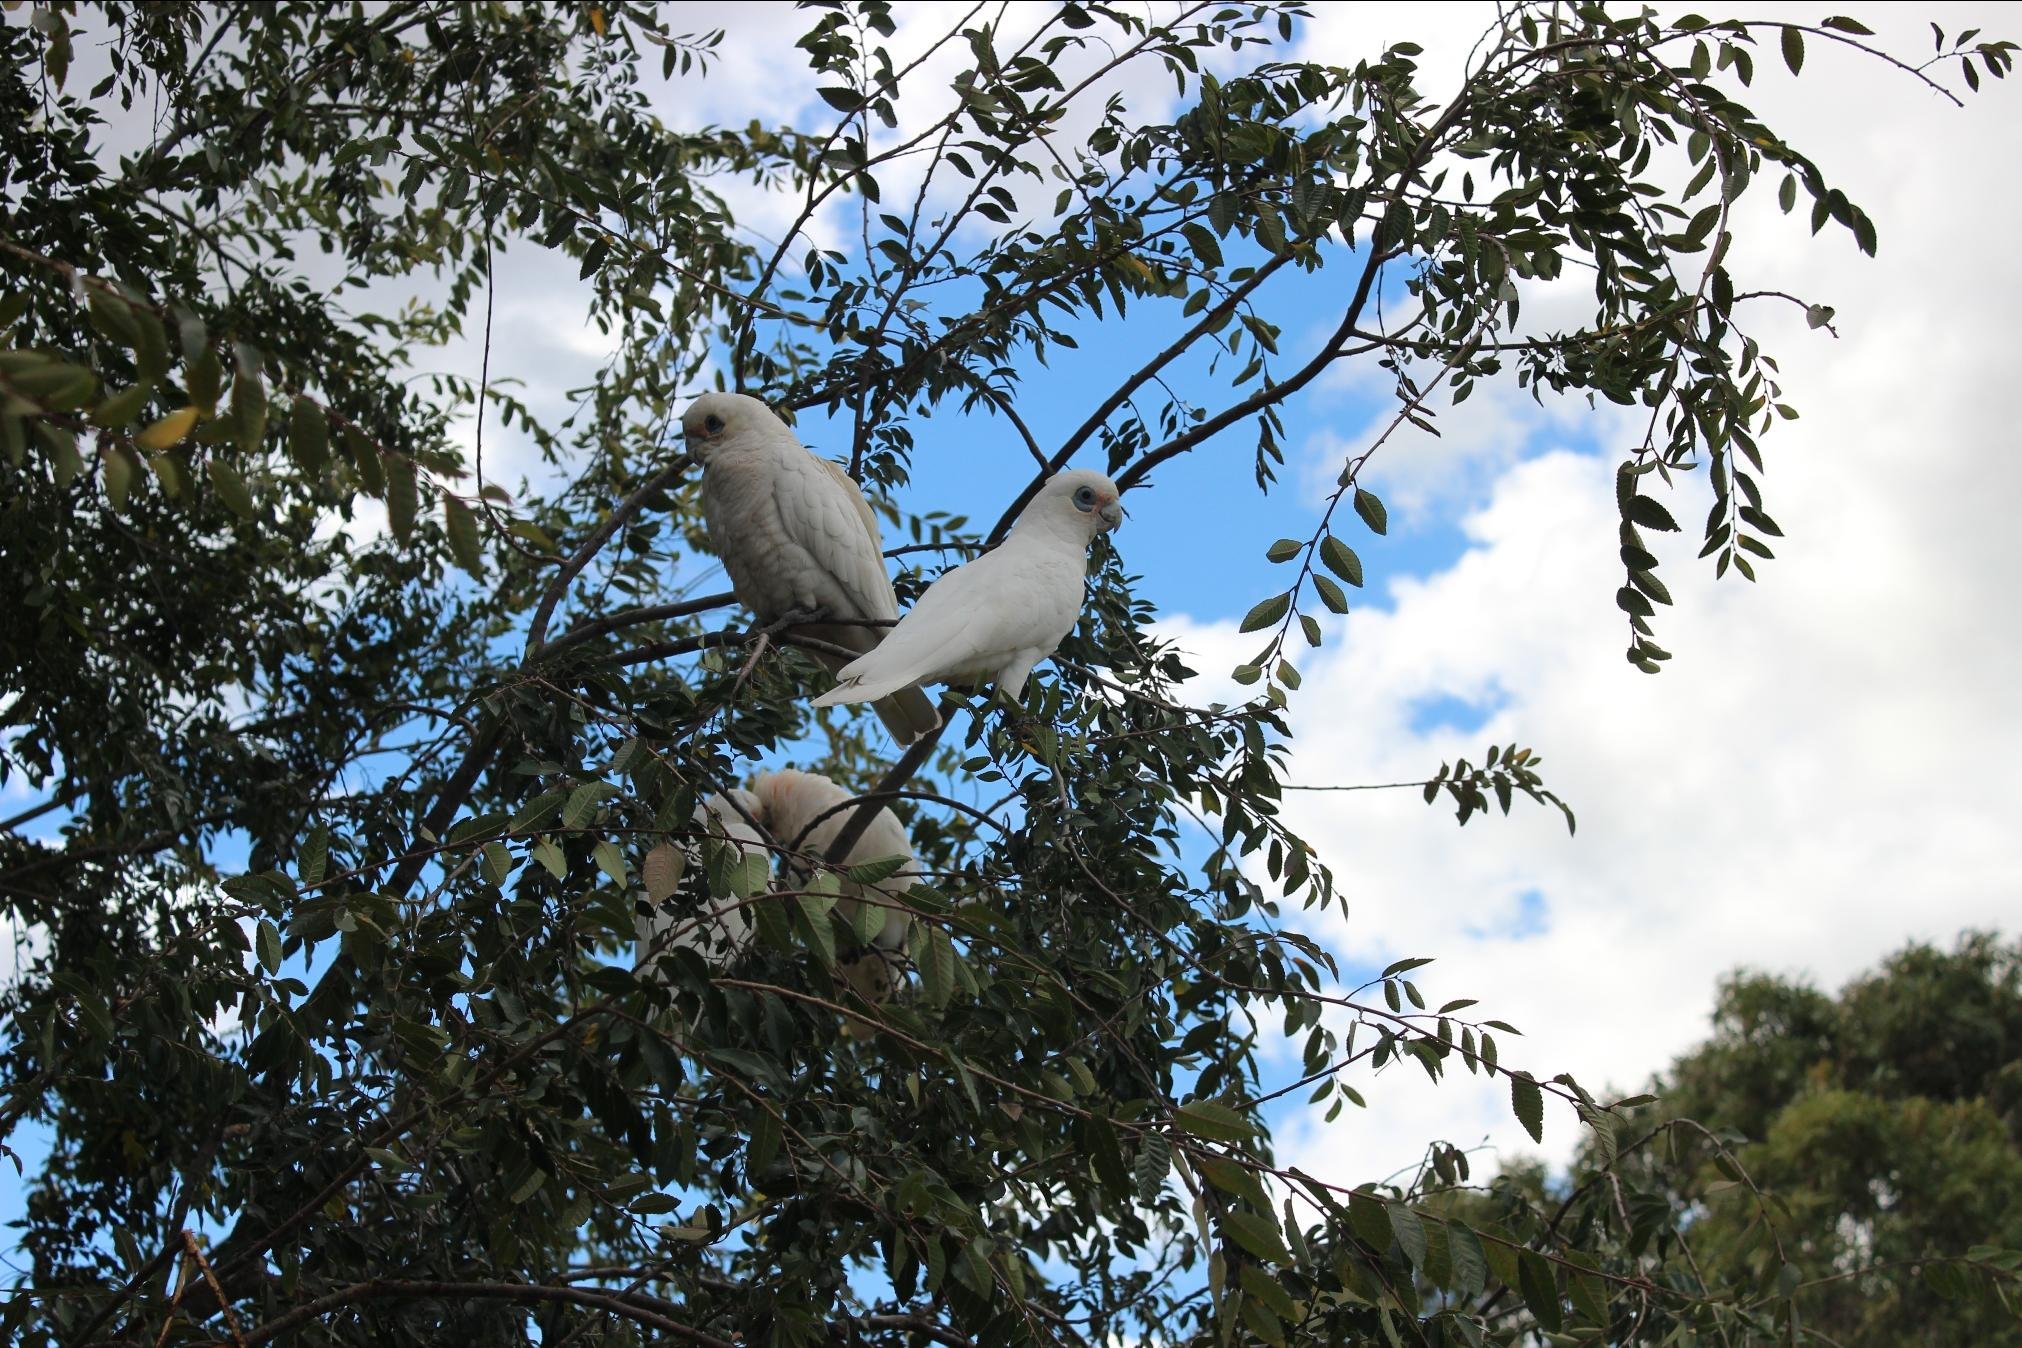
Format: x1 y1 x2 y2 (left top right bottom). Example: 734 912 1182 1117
1265 538 1301 563
1389 1203 1428 1268
1175 1098 1255 1142
1446 1220 1488 1296
846 854 909 886
1511 1072 1545 1143
1238 593 1290 633
1353 487 1388 535
1626 495 1680 532
1319 534 1364 585
1134 1132 1172 1203
850 895 886 945
793 892 838 966
1781 24 1805 75
1221 1208 1292 1265
1312 574 1349 614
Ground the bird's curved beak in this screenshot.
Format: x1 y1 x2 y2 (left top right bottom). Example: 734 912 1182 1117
1099 499 1124 529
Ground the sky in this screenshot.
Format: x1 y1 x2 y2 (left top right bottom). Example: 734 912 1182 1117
4 0 2020 1245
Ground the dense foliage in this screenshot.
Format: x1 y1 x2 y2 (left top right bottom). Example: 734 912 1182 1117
1452 934 2022 1345
1 2 2013 1344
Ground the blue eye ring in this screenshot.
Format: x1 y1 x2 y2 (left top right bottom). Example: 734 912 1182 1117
1073 485 1097 510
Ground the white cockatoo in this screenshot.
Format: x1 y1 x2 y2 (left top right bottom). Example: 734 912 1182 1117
811 468 1122 711
633 790 768 974
684 392 941 745
632 771 919 1031
751 768 916 949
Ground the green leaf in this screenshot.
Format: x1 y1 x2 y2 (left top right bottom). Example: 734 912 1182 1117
102 445 141 508
1319 535 1364 586
1627 494 1680 531
510 791 566 833
135 406 199 452
1781 25 1805 75
1517 1249 1562 1331
563 782 617 831
256 919 283 975
481 841 514 887
1222 1208 1292 1265
90 380 154 430
1389 1202 1428 1268
846 854 910 886
628 1192 680 1215
592 839 628 889
1348 1189 1392 1250
1312 574 1349 615
1510 1072 1545 1143
531 838 567 880
288 397 329 472
1352 487 1388 535
207 458 257 519
1446 1220 1488 1296
1238 593 1290 633
444 493 484 577
748 1107 782 1178
1569 1270 1610 1324
1175 1098 1255 1142
1134 1132 1171 1204
1265 538 1302 563
384 453 417 542
793 892 838 966
1182 222 1224 270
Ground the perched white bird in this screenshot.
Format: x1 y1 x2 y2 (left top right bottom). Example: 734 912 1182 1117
685 392 941 745
633 790 767 974
811 468 1123 711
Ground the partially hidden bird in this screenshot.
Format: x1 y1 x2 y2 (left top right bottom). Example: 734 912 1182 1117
685 392 941 744
811 468 1122 713
632 770 918 1032
633 790 768 973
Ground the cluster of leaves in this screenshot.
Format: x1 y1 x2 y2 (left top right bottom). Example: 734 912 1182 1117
1447 933 2022 1344
0 4 2012 1347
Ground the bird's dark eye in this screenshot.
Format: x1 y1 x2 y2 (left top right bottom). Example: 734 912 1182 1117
1073 486 1096 510
704 414 725 434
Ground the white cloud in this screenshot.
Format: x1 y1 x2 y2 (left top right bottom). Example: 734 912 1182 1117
1155 1 2022 1184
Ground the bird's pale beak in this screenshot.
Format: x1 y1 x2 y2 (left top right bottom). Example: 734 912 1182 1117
1099 499 1123 528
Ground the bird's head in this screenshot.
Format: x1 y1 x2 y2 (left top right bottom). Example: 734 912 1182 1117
680 391 781 463
1030 468 1125 537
